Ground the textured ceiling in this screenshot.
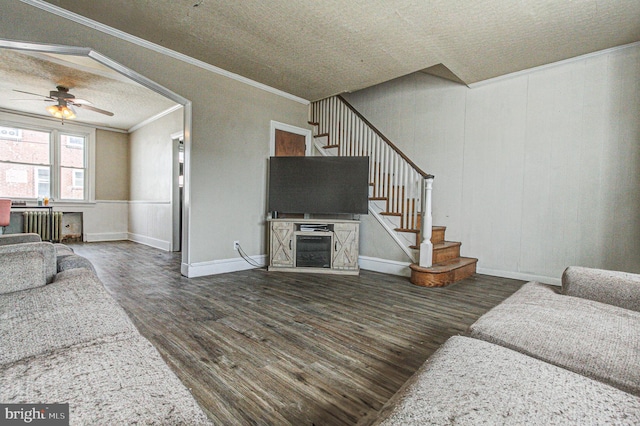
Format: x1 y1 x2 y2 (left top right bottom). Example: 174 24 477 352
0 49 178 130
40 0 640 100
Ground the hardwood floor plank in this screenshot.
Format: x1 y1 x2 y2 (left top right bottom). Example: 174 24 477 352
69 241 524 425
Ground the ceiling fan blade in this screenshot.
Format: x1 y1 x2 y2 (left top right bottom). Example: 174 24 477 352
76 104 114 116
13 89 52 99
68 98 93 106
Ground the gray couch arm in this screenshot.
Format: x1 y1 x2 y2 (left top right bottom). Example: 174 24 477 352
0 242 57 294
57 254 96 274
562 266 640 312
0 233 42 245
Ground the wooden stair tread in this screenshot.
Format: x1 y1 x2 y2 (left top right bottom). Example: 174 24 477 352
409 241 460 250
381 212 402 217
396 226 447 234
409 257 477 288
395 228 419 234
314 133 329 138
434 241 461 250
410 257 477 274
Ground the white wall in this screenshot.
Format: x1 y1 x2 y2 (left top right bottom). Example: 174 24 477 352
128 108 182 250
345 43 640 283
79 200 129 242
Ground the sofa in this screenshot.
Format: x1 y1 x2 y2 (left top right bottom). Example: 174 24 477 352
363 266 640 425
0 235 212 425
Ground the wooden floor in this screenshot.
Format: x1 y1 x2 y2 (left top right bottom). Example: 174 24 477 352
69 241 524 426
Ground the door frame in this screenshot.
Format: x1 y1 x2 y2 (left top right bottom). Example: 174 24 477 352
269 121 312 157
171 131 184 252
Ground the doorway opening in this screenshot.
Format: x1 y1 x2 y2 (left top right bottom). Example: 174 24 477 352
269 121 312 157
0 39 193 269
269 121 312 219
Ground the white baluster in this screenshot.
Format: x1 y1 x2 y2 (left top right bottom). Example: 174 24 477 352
419 177 434 267
332 97 338 149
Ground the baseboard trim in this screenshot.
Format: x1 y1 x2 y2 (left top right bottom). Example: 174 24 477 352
356 258 561 284
128 233 171 251
84 232 128 242
476 267 561 286
358 256 411 277
183 255 267 278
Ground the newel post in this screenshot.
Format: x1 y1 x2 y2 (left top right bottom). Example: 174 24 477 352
419 177 434 267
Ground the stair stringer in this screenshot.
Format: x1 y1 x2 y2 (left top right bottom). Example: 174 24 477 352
313 136 418 263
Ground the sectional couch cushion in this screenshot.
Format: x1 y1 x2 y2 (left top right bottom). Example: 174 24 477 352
0 242 56 293
0 334 212 425
0 233 41 246
57 253 96 273
53 243 97 273
469 281 640 396
53 243 74 257
0 268 138 365
562 266 640 312
368 336 640 426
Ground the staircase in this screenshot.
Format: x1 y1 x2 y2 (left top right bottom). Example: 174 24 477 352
410 226 478 287
310 95 477 287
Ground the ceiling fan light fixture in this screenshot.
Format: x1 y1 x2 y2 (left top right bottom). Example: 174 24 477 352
46 104 76 120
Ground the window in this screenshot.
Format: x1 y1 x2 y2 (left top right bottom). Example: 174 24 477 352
35 167 51 198
0 127 22 140
0 114 95 202
60 134 86 200
65 135 84 148
0 126 51 199
72 170 84 188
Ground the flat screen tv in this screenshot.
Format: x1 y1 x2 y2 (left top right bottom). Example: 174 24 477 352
268 156 369 215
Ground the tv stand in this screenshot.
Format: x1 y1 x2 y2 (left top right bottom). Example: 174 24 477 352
268 218 359 275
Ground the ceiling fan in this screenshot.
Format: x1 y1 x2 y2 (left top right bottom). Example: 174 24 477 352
13 85 114 121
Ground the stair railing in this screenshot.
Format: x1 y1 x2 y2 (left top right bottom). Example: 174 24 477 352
311 95 435 267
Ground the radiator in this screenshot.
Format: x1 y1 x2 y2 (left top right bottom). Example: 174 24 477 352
23 211 63 242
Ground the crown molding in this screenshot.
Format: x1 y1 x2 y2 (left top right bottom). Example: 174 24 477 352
0 107 129 133
20 0 310 105
469 41 640 89
128 104 183 133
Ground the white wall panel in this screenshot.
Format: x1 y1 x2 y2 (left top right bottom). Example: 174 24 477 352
59 200 129 242
519 61 585 277
597 47 640 271
128 201 172 250
461 77 528 272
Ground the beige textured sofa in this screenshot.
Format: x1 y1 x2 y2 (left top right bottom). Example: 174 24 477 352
364 267 640 425
0 237 212 425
